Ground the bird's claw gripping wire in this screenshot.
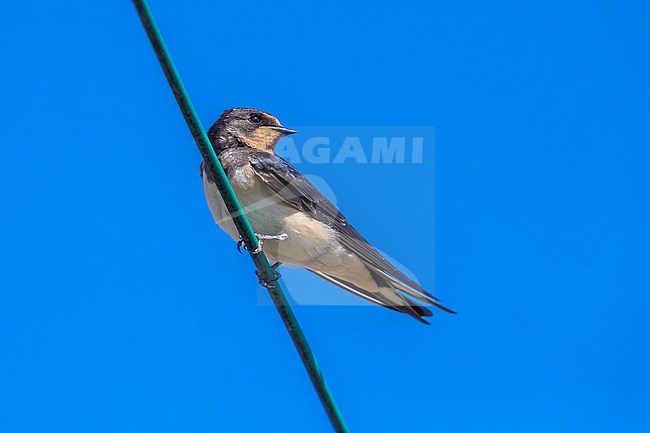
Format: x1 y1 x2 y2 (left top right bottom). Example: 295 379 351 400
237 233 289 254
256 261 283 288
237 238 246 254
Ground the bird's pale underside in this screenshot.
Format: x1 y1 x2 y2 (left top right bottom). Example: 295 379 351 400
201 108 455 323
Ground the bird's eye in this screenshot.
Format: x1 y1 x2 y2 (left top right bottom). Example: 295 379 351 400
249 114 262 124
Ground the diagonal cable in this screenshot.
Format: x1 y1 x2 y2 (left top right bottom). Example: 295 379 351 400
131 1 350 432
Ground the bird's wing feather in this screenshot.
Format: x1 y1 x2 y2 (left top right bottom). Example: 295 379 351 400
248 151 442 304
308 270 432 324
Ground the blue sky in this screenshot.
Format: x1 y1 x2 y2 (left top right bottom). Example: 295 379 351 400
1 1 649 432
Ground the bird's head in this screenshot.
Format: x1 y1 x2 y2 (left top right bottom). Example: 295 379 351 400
207 107 296 153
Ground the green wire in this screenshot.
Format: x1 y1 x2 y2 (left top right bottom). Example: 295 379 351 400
131 1 350 432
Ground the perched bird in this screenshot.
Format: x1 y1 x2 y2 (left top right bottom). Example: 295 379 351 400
201 107 455 323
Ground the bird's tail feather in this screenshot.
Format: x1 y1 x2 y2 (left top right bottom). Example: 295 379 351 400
368 265 457 315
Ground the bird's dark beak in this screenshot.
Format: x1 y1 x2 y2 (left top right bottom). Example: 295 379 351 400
266 125 297 135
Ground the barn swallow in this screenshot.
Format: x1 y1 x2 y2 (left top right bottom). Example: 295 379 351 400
200 107 455 323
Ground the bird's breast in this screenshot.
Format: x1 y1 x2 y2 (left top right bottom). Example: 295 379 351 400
201 162 340 266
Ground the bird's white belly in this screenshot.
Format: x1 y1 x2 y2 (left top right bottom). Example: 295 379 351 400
202 165 340 267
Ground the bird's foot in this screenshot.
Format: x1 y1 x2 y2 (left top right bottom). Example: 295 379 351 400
237 238 246 254
252 232 288 254
237 233 288 254
255 265 282 288
256 233 289 241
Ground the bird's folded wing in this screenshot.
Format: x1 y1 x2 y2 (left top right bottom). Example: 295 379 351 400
247 151 439 304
